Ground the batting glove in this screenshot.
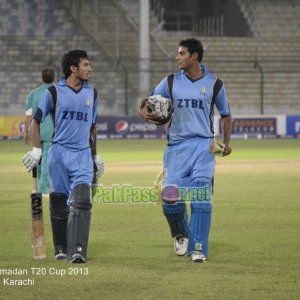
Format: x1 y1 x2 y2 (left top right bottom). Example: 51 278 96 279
93 155 104 178
22 147 42 172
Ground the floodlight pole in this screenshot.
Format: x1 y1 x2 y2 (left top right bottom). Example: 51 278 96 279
139 0 150 111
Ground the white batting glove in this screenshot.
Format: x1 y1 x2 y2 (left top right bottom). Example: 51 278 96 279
22 147 42 172
93 155 104 178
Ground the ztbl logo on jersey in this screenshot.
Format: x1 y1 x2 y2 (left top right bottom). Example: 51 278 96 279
62 111 88 122
177 99 204 109
86 99 91 106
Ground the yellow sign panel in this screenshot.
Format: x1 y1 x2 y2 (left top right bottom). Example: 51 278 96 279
0 115 25 137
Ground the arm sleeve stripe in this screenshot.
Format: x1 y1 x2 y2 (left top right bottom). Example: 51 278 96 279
47 85 57 137
209 78 223 135
93 88 98 125
48 85 57 109
220 113 231 118
167 74 175 102
93 88 97 102
212 78 223 101
33 108 43 123
166 74 175 135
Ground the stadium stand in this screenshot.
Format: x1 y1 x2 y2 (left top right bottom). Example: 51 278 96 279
238 0 300 37
0 0 128 115
0 0 299 115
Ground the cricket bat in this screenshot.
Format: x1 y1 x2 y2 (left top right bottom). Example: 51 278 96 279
92 165 98 200
30 167 46 260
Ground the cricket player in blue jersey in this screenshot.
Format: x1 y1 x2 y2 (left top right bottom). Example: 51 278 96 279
22 50 104 263
24 68 55 195
139 38 232 263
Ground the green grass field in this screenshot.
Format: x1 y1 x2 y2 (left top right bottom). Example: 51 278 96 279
0 139 300 300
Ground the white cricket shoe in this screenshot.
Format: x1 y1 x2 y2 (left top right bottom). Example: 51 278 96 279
55 247 67 260
174 236 188 256
191 251 206 263
69 253 86 263
55 252 67 260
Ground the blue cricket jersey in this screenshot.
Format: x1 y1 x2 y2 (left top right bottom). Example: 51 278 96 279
34 77 98 150
151 65 230 145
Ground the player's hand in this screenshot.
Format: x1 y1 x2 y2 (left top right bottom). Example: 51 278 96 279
93 155 104 178
138 99 157 122
22 147 42 172
223 143 232 156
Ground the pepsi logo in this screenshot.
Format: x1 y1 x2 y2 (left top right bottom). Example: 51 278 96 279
115 120 129 133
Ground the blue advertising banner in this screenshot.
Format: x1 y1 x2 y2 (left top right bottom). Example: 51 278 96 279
286 115 300 137
95 116 168 139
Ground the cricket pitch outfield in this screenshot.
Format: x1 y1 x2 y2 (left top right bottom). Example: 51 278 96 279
0 139 299 300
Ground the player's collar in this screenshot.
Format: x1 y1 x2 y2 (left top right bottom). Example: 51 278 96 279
58 77 89 87
200 64 209 75
184 64 207 82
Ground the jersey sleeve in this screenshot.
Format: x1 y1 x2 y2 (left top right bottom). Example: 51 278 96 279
92 89 99 125
214 85 231 117
150 77 170 98
33 89 53 123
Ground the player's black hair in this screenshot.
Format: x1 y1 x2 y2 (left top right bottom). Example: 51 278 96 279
61 50 89 79
42 68 55 84
179 38 204 62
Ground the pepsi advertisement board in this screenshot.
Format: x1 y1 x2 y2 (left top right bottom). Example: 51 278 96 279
95 116 168 139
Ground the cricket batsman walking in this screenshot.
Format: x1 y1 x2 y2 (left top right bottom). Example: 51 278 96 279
139 38 232 263
23 50 104 263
